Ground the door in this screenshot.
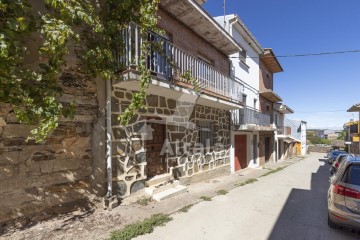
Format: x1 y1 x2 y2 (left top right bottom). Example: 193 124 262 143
145 121 166 177
265 137 271 162
234 135 247 171
295 143 301 156
253 135 258 164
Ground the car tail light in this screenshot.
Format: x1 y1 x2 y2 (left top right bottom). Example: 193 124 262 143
333 184 360 199
335 162 340 168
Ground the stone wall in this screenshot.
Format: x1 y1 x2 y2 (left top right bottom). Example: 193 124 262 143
111 87 231 196
308 145 332 154
0 69 106 227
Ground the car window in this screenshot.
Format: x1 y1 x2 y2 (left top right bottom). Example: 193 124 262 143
338 155 347 163
342 165 360 186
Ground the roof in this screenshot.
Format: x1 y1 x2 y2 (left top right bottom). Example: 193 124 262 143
260 48 283 73
276 104 294 114
214 14 264 54
260 89 282 103
194 0 206 5
160 0 241 55
347 103 360 112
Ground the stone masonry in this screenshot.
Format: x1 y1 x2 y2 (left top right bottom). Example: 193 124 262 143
111 87 231 196
0 69 106 227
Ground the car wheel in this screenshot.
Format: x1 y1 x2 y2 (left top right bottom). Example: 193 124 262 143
328 214 337 229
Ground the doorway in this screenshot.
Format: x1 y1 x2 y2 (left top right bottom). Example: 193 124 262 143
265 137 271 162
145 118 167 177
253 135 258 164
234 135 247 171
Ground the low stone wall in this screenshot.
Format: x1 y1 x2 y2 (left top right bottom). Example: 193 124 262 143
111 88 231 196
0 69 104 226
308 145 332 154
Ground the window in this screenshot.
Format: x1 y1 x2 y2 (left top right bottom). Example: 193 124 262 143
198 121 214 149
342 165 360 186
239 49 246 63
242 94 247 107
254 99 257 109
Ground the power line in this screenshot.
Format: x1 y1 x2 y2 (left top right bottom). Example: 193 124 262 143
294 110 348 113
229 49 360 59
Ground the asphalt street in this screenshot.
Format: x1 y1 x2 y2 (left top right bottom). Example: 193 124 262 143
135 153 360 240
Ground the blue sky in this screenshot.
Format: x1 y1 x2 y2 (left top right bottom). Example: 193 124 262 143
203 0 360 129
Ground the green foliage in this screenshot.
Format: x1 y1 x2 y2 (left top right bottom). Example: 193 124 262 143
109 213 172 240
0 0 160 142
261 167 285 177
200 196 212 201
178 204 194 213
216 189 228 195
234 178 258 187
136 196 150 206
337 130 346 140
181 69 200 92
307 131 332 145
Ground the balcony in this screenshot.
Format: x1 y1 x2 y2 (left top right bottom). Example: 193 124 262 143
231 107 275 131
114 24 243 110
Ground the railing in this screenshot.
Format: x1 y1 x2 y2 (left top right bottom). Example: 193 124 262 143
232 107 271 127
117 24 243 101
277 126 284 134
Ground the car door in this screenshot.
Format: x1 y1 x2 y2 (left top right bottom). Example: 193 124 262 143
342 164 360 214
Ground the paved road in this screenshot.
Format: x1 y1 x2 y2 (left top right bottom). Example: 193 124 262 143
135 153 359 240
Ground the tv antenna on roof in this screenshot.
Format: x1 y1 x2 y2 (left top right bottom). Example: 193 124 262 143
223 0 226 29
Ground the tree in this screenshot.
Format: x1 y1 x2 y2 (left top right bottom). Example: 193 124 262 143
0 0 160 142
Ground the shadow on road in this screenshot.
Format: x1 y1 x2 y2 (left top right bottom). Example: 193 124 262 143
268 158 359 240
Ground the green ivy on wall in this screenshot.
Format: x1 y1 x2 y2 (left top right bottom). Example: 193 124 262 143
0 0 160 142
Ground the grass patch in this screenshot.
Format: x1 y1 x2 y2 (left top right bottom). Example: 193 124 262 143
234 178 258 187
200 196 212 201
216 189 228 195
137 196 151 206
109 213 172 240
261 167 285 177
178 204 194 213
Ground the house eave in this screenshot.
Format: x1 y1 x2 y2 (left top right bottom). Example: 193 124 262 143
230 15 264 54
347 103 360 112
159 0 241 55
260 89 282 103
260 48 283 73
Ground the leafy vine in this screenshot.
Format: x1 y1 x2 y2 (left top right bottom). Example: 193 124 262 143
0 0 160 142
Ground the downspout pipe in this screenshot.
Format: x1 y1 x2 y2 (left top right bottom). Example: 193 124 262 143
106 79 113 198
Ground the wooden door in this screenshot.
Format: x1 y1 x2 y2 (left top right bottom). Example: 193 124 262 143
145 122 166 177
295 143 301 156
234 135 247 171
265 137 271 162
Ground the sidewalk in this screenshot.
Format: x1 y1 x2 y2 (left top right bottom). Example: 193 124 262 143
1 155 305 240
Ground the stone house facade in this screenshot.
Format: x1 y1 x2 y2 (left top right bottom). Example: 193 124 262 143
110 1 243 197
0 0 243 226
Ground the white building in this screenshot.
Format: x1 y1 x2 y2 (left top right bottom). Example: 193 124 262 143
215 14 269 171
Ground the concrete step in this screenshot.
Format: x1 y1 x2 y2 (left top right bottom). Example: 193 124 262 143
145 180 180 195
145 173 173 187
152 185 187 202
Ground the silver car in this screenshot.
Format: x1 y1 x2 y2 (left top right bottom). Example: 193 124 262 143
328 155 360 230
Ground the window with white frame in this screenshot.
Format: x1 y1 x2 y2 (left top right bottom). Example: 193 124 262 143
239 49 247 64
